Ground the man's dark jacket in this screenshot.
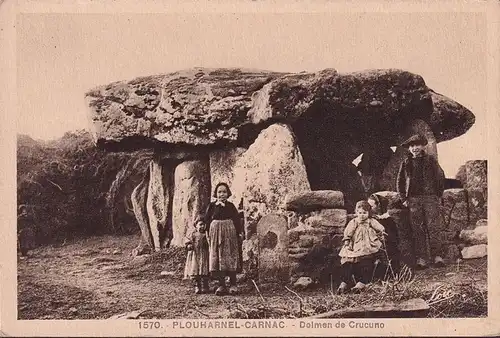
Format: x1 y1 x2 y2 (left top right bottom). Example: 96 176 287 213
396 153 445 201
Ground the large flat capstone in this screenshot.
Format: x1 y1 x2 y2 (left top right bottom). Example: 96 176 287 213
85 68 475 151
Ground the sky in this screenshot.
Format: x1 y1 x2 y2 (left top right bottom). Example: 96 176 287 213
16 12 488 177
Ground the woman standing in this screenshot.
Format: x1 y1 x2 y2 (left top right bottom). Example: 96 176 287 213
203 182 243 295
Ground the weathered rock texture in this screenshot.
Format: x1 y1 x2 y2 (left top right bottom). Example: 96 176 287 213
171 158 211 247
130 173 152 254
146 158 170 250
232 123 311 238
86 67 478 280
442 189 469 232
209 147 247 204
257 214 289 283
87 67 475 213
464 160 488 224
285 191 344 212
459 226 487 245
461 244 487 259
288 209 347 282
86 68 474 150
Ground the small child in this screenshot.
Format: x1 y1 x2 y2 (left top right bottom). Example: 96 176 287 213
337 200 386 294
183 218 210 294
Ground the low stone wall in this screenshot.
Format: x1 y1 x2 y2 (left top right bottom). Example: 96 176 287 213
272 181 488 284
287 208 347 283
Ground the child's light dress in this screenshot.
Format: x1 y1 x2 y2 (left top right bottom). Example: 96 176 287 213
339 218 385 264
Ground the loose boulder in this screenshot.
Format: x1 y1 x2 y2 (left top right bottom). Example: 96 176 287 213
459 226 487 245
461 244 487 259
284 191 344 211
293 276 314 290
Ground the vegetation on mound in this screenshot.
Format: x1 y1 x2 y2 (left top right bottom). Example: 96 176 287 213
17 131 151 246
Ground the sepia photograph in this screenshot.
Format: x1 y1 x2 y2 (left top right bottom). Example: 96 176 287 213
2 0 499 336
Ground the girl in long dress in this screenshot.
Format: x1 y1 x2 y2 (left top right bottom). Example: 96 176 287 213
203 182 243 295
183 218 210 294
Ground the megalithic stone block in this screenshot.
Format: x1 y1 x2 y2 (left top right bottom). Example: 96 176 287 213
171 158 211 247
146 157 168 251
131 169 153 254
257 214 289 283
232 123 311 238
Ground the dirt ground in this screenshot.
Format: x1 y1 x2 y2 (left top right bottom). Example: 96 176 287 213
17 234 488 320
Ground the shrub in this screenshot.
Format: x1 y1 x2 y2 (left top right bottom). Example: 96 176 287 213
17 131 151 246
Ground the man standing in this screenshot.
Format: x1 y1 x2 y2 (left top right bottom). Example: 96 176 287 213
397 134 445 269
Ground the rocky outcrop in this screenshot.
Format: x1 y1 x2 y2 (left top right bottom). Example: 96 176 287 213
86 68 474 152
87 68 479 281
171 159 211 247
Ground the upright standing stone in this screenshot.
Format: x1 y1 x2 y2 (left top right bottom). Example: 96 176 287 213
171 158 211 247
257 214 289 283
232 123 310 279
232 123 311 238
380 147 406 192
131 172 153 254
146 157 169 251
209 147 247 204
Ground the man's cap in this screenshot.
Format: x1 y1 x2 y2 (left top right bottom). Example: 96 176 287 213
400 134 428 148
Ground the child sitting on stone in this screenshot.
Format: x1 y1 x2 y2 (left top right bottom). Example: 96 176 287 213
183 218 210 294
337 200 386 294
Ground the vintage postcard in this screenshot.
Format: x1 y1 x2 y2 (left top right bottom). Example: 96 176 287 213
1 0 499 336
